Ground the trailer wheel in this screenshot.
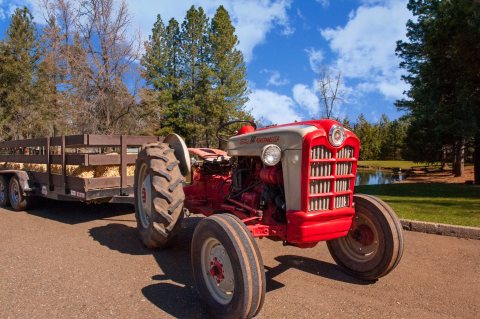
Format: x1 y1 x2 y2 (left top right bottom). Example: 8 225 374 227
8 176 28 211
134 143 185 249
192 214 265 319
327 194 404 280
0 175 10 207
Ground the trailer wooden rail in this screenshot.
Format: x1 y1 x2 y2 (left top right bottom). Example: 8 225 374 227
0 134 162 203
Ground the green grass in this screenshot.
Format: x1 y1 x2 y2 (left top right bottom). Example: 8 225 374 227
355 183 480 227
358 160 439 170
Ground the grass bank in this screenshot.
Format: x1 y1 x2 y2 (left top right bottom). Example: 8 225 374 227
355 183 480 227
358 160 439 170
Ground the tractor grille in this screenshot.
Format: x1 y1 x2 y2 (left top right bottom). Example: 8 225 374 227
334 195 350 209
307 143 356 212
311 146 332 159
310 163 332 177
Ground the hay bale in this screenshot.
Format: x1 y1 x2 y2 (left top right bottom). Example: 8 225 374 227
23 163 47 173
0 161 135 178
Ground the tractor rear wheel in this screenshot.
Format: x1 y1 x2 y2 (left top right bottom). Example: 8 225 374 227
327 194 404 280
0 175 10 207
134 143 185 249
191 214 266 319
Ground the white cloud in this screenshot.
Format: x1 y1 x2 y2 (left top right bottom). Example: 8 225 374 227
292 84 319 117
12 0 292 63
320 0 411 100
263 69 289 86
316 0 330 8
127 0 293 62
246 89 301 124
305 47 324 73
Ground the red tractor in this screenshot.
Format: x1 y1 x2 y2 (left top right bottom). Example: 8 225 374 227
134 119 404 318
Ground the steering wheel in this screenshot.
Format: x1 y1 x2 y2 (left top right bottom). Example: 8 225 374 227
216 120 257 143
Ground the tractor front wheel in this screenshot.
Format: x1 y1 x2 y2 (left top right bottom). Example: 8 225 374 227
134 143 185 249
191 214 266 319
327 194 404 280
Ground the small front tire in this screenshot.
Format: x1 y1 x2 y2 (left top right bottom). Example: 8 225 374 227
192 214 266 319
327 194 404 280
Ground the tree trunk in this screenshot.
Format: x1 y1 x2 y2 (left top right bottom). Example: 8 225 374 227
474 133 480 185
452 140 465 177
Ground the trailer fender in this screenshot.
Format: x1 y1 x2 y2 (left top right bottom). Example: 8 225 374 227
0 170 33 194
164 133 191 178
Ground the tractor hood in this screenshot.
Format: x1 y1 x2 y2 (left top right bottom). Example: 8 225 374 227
227 124 318 156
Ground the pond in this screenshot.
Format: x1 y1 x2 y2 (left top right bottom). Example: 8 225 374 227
355 169 406 186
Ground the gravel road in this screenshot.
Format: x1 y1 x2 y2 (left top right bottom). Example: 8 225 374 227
1 200 479 319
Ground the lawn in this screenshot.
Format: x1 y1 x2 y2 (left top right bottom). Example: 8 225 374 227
358 160 440 170
355 183 480 227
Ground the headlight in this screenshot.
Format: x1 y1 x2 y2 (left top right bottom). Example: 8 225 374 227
329 124 345 147
261 144 282 166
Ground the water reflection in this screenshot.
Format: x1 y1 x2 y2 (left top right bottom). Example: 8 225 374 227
355 169 405 186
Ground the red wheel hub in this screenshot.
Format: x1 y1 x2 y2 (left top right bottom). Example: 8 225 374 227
352 224 374 246
209 257 225 283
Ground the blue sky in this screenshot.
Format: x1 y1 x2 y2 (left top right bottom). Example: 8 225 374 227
0 0 412 124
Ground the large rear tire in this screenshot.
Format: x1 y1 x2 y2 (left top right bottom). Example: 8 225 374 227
134 143 185 249
191 214 265 319
0 175 10 207
8 176 29 211
327 194 404 280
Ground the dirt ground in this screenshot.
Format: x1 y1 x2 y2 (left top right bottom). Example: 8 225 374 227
1 201 479 319
400 165 474 184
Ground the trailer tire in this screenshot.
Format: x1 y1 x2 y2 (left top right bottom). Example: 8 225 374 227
0 175 10 207
8 176 29 211
192 214 265 319
134 143 185 249
327 194 404 280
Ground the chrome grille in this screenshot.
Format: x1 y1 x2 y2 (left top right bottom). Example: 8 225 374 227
337 146 354 159
310 180 331 194
335 195 350 209
308 144 355 212
309 197 329 211
336 162 352 175
310 163 332 177
335 179 350 192
311 146 332 160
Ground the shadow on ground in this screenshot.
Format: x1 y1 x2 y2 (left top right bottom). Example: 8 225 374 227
89 217 209 318
24 198 133 225
88 216 372 318
265 255 372 292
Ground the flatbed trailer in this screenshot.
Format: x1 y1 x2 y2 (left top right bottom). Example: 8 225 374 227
0 134 162 208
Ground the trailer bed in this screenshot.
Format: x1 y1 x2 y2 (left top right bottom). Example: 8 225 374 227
0 134 162 203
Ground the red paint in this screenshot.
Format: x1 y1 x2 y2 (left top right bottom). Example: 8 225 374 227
259 166 283 184
183 119 362 247
237 125 256 135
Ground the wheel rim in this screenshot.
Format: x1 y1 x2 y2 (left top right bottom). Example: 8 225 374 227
338 212 380 263
136 163 152 229
201 237 235 305
10 179 20 206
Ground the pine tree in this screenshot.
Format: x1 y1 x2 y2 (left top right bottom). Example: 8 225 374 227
140 5 250 147
210 6 249 147
181 6 210 147
0 7 41 139
396 0 480 180
142 16 187 137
